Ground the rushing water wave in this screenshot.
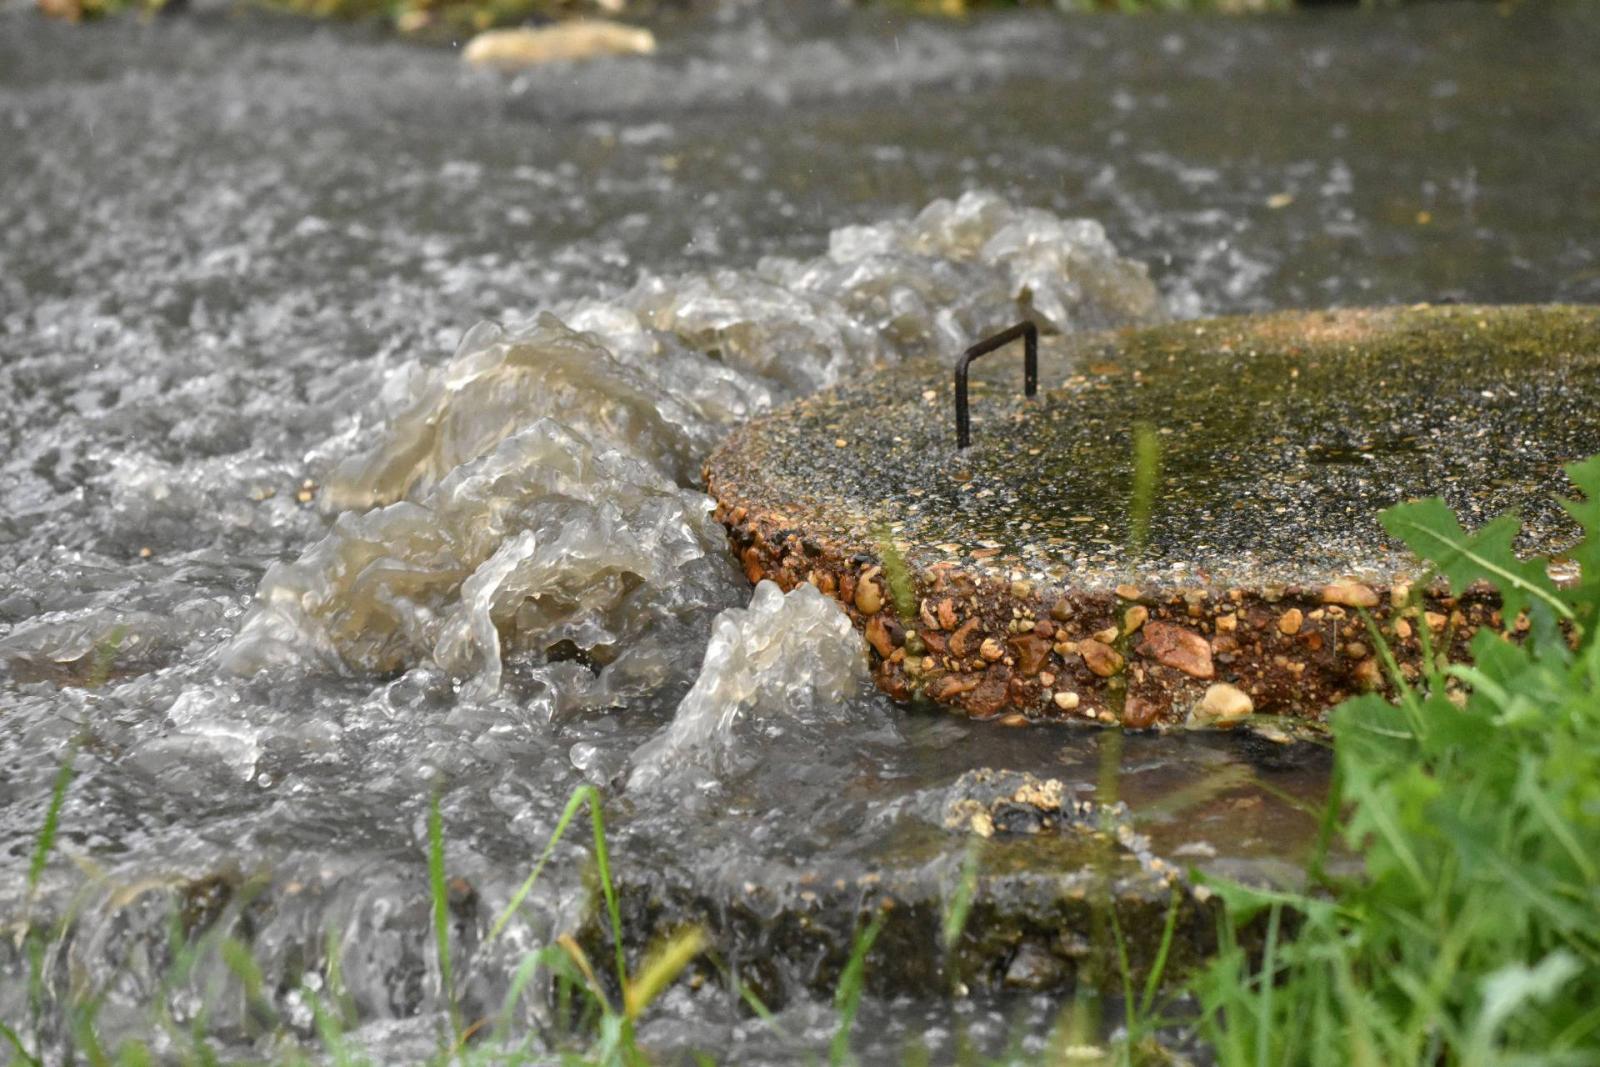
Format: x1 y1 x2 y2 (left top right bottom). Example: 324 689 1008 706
219 191 1164 709
627 580 874 792
1 188 1170 1061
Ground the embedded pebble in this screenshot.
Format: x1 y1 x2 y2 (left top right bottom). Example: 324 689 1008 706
855 579 883 616
1322 580 1380 609
1078 639 1123 677
1138 621 1214 679
1191 683 1254 725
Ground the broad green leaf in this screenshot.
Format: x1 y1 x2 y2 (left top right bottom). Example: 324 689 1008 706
1380 498 1572 624
1558 455 1600 599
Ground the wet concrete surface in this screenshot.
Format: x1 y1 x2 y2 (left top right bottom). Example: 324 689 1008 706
713 305 1600 592
709 305 1600 724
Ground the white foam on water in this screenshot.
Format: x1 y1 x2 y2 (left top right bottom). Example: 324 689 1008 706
220 191 1165 704
626 580 869 792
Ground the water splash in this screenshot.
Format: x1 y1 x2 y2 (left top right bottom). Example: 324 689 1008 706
321 313 762 509
627 580 869 791
225 418 738 706
223 191 1164 698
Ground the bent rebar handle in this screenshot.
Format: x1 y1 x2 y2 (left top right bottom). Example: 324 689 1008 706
954 321 1038 449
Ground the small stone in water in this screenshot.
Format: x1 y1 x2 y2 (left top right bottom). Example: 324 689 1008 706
1277 608 1304 635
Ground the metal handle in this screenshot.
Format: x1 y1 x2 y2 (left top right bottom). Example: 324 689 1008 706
954 321 1038 449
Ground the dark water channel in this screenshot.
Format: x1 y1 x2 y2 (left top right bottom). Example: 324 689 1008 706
2 1 1599 1062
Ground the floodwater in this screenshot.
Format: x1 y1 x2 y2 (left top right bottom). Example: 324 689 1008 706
2 1 1598 1062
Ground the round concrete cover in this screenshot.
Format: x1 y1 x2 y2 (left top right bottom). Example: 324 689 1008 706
707 305 1600 726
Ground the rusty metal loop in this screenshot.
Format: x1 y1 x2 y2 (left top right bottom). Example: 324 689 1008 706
954 321 1038 449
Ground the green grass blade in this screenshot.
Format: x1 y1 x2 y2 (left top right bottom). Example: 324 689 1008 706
1139 888 1183 1020
491 945 572 1048
705 948 787 1038
1255 903 1281 1067
941 842 981 952
585 787 628 993
489 784 599 943
1305 756 1345 890
1508 754 1600 886
28 747 76 899
1355 606 1438 753
1128 421 1162 557
307 983 357 1067
736 981 782 1035
427 788 460 1040
1108 904 1137 1036
830 911 885 1067
1364 800 1429 892
0 1021 41 1067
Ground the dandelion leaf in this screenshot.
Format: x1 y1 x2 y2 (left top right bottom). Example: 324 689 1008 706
1559 454 1600 610
1379 498 1567 625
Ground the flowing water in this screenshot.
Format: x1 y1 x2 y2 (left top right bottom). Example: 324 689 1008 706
2 2 1599 1062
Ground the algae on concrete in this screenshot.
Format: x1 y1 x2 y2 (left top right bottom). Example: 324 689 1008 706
708 305 1600 723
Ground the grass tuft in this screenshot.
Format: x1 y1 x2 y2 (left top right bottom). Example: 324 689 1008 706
15 457 1600 1066
1190 459 1600 1065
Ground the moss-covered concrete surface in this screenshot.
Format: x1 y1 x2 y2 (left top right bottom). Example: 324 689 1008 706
708 304 1600 725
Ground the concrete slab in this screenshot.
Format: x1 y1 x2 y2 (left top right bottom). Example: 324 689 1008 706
707 305 1600 724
